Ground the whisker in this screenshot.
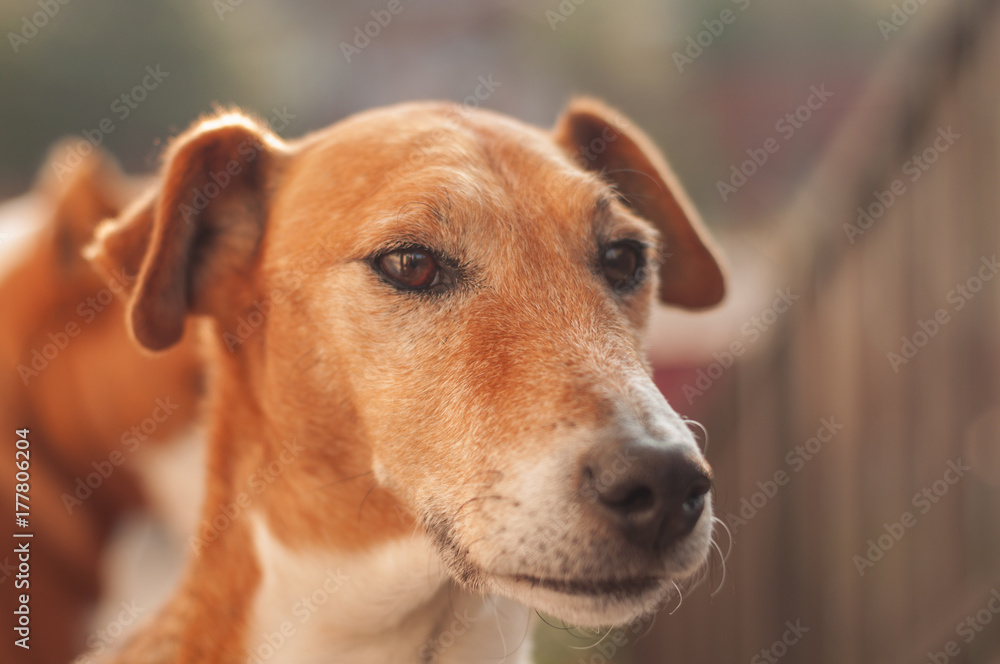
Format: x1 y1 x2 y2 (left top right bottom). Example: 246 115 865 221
455 494 507 517
535 610 574 634
313 470 374 491
682 560 710 597
568 626 614 650
668 580 684 615
709 538 728 597
499 601 533 662
485 596 510 662
602 167 665 194
356 481 377 523
682 417 710 454
711 515 734 563
638 609 659 639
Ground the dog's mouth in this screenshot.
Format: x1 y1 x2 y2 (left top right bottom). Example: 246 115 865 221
501 573 661 598
423 508 708 627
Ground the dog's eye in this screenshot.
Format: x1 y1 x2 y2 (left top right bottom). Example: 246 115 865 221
601 242 645 291
378 249 441 290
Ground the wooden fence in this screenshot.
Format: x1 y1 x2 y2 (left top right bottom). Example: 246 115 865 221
637 1 1000 662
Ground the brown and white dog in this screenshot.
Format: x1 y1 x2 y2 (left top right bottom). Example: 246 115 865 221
0 144 203 664
86 98 726 663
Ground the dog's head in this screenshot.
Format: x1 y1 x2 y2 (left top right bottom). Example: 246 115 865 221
88 100 725 628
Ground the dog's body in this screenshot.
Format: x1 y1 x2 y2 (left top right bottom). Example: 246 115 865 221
0 146 203 664
87 99 725 663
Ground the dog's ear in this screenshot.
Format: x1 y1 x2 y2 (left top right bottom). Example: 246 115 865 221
36 140 128 272
86 113 285 351
553 98 725 308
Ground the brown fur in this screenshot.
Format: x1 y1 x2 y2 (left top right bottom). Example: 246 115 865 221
0 143 202 664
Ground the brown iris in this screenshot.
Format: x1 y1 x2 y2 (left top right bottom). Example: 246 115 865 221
378 249 440 289
601 242 643 291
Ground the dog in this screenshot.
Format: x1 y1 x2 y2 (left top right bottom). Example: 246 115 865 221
85 97 726 663
0 144 203 664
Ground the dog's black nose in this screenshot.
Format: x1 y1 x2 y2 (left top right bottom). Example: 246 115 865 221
582 443 711 550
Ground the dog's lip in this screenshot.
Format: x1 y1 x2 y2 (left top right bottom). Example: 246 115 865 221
501 573 661 597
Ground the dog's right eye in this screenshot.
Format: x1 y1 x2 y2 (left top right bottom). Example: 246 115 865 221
377 248 442 290
600 241 645 293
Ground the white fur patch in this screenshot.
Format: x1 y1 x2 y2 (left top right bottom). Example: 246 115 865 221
0 194 45 281
132 425 207 539
86 426 207 654
247 514 532 663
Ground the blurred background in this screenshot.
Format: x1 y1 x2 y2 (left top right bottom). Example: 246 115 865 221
2 0 999 662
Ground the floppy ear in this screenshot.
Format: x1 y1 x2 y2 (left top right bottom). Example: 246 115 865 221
35 140 130 271
553 98 725 308
86 113 285 351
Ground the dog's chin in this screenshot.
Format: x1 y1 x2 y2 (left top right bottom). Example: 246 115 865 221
486 573 672 629
468 542 712 629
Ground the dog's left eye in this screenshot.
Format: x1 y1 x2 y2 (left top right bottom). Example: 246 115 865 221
377 248 443 290
600 242 645 292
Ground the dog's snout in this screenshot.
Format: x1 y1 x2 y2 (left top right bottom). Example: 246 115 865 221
582 443 711 550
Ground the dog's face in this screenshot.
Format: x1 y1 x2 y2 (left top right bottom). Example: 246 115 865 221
89 100 725 628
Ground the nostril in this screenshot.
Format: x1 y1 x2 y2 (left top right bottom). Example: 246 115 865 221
608 485 655 514
682 475 711 511
683 491 705 514
686 475 711 501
